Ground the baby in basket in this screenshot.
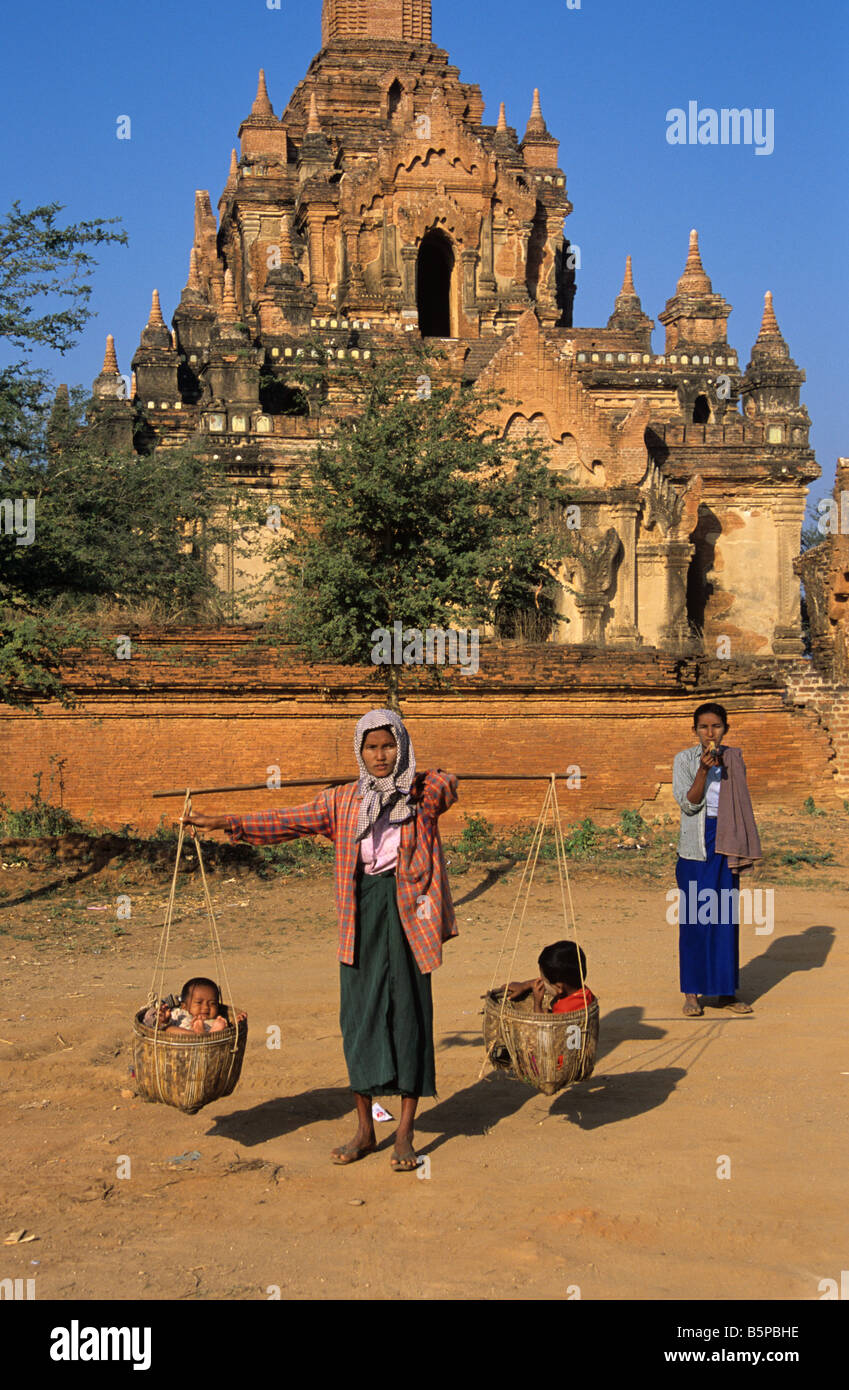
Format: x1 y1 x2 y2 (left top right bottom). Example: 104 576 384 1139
143 977 245 1036
503 940 596 1014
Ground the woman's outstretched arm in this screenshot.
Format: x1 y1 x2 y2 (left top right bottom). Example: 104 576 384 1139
413 769 459 819
182 791 335 845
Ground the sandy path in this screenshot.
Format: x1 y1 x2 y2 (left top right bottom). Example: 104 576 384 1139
1 861 846 1301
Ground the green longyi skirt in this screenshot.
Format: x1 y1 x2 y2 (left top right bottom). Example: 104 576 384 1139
339 870 436 1098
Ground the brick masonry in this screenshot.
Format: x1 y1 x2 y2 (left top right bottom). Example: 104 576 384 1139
0 634 842 834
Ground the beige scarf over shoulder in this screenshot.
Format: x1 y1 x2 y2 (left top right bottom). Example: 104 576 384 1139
716 745 763 872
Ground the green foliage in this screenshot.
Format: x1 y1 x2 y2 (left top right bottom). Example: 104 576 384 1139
780 848 833 866
453 813 499 861
802 795 826 817
0 201 265 707
150 817 179 843
619 808 647 836
3 396 252 619
258 368 309 416
255 839 335 875
0 201 127 457
799 496 825 555
564 817 601 856
0 772 86 837
264 347 580 684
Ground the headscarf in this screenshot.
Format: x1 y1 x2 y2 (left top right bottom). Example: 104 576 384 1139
353 708 417 842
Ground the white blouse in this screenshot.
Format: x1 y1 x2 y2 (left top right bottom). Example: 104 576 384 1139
705 764 723 818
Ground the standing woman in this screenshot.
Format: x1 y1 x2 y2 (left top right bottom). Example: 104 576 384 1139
673 702 762 1018
183 708 457 1172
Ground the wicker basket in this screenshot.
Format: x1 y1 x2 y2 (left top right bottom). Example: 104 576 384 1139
131 1007 248 1114
483 991 599 1096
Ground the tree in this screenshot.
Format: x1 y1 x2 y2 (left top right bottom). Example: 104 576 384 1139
0 201 127 457
267 347 582 705
0 202 264 709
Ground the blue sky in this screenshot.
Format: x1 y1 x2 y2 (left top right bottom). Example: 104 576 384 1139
3 0 847 505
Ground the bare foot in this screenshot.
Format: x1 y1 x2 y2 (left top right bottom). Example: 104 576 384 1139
330 1134 377 1166
683 994 703 1017
390 1134 419 1172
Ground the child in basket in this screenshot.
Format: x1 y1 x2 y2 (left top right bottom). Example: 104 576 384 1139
505 940 595 1014
143 977 245 1036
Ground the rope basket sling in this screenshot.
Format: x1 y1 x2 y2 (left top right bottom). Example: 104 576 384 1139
481 775 599 1096
482 992 599 1096
132 792 247 1115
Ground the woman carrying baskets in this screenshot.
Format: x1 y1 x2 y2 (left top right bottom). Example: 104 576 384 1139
182 709 458 1173
673 702 762 1018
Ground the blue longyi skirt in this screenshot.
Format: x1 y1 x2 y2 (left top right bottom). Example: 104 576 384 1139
675 817 740 996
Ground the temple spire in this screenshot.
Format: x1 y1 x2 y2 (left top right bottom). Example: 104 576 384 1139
187 247 201 292
252 68 274 118
147 289 166 330
660 229 731 351
322 0 432 44
607 255 653 342
746 290 794 366
676 228 713 295
496 102 508 133
102 334 120 375
139 287 174 351
524 88 547 138
756 290 782 342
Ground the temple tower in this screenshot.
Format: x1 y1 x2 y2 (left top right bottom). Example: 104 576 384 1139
322 0 432 44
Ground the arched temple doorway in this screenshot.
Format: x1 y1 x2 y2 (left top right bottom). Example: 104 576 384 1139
417 231 454 337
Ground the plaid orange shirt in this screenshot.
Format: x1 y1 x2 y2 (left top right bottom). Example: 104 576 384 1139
224 770 459 975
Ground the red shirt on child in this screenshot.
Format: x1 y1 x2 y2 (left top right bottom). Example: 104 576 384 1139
551 986 595 1014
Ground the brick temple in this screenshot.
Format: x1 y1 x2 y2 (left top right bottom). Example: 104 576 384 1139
18 0 842 829
84 0 824 661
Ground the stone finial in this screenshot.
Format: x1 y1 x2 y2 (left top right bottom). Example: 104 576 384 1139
252 68 274 118
747 289 791 365
130 371 137 398
757 290 782 341
102 334 120 375
524 88 547 137
676 228 713 295
307 91 321 134
147 289 166 330
607 255 653 338
226 148 238 185
496 102 508 133
187 247 202 291
220 268 238 321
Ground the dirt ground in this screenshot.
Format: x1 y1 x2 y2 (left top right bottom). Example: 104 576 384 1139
1 814 847 1302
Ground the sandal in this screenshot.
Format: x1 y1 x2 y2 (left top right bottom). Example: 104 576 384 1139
719 998 753 1014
